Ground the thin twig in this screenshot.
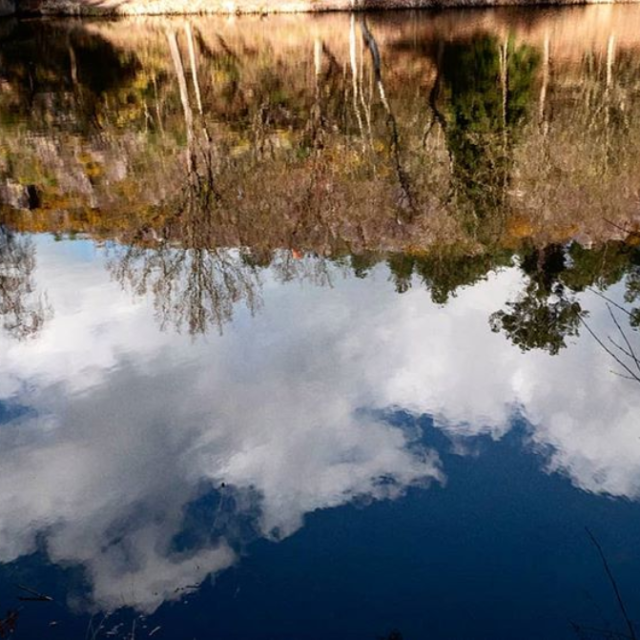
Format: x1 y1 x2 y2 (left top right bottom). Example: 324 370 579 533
585 527 637 640
580 317 640 383
587 288 634 320
606 305 640 374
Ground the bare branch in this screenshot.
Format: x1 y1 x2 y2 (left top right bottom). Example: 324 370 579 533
585 527 637 640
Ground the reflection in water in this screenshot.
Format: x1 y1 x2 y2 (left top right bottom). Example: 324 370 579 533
490 244 586 355
2 7 640 638
2 241 640 620
109 244 263 334
0 9 639 339
0 226 50 340
0 20 141 129
440 34 539 234
0 242 444 612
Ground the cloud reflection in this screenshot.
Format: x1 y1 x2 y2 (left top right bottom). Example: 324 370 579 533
0 238 638 613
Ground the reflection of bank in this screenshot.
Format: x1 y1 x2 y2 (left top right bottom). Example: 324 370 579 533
1 12 639 252
7 0 640 15
0 20 141 127
1 10 640 339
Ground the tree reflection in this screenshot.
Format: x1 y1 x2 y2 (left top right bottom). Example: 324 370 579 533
1 16 639 344
387 249 512 303
490 245 586 355
440 34 539 239
106 114 262 336
110 244 262 336
0 226 50 340
490 241 640 356
106 22 345 336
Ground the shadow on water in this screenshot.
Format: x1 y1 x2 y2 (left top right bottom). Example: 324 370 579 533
0 20 140 126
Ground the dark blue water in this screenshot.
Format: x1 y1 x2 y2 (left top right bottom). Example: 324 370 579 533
4 410 640 639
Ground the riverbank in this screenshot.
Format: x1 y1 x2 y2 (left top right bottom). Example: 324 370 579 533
1 0 638 16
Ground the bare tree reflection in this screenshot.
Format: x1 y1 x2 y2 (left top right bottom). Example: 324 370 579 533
108 238 345 335
109 242 262 336
360 17 416 221
104 25 264 336
581 298 640 384
0 226 51 340
107 24 343 336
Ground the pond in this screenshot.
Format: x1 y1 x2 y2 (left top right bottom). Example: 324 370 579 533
1 5 640 639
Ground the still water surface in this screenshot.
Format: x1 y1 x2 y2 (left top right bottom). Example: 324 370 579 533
2 6 640 639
